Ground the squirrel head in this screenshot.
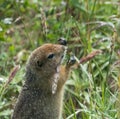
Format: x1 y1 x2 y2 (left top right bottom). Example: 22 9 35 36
25 43 67 91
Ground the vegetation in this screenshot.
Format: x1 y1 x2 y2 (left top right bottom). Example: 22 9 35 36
0 0 120 118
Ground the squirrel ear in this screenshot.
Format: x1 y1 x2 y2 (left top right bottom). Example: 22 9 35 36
37 61 43 67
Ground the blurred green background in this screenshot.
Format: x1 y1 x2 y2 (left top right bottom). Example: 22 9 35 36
0 0 120 119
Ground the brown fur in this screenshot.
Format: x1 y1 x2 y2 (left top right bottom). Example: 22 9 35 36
12 43 74 119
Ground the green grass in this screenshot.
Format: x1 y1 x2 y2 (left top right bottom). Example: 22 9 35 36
0 0 120 118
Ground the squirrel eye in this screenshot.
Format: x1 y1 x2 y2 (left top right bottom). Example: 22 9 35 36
37 61 43 67
47 53 54 59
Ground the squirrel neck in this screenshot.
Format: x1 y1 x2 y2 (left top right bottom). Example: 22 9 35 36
25 67 54 93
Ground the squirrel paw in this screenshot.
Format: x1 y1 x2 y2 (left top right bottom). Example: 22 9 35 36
58 37 67 46
67 54 76 68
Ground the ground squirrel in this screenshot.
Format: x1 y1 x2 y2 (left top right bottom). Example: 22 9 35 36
12 42 76 119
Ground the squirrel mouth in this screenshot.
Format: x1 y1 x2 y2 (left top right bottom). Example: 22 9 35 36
56 46 67 73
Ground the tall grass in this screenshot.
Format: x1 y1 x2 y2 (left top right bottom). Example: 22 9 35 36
0 0 120 118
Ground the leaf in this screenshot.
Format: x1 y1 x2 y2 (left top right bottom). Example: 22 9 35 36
0 37 5 41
